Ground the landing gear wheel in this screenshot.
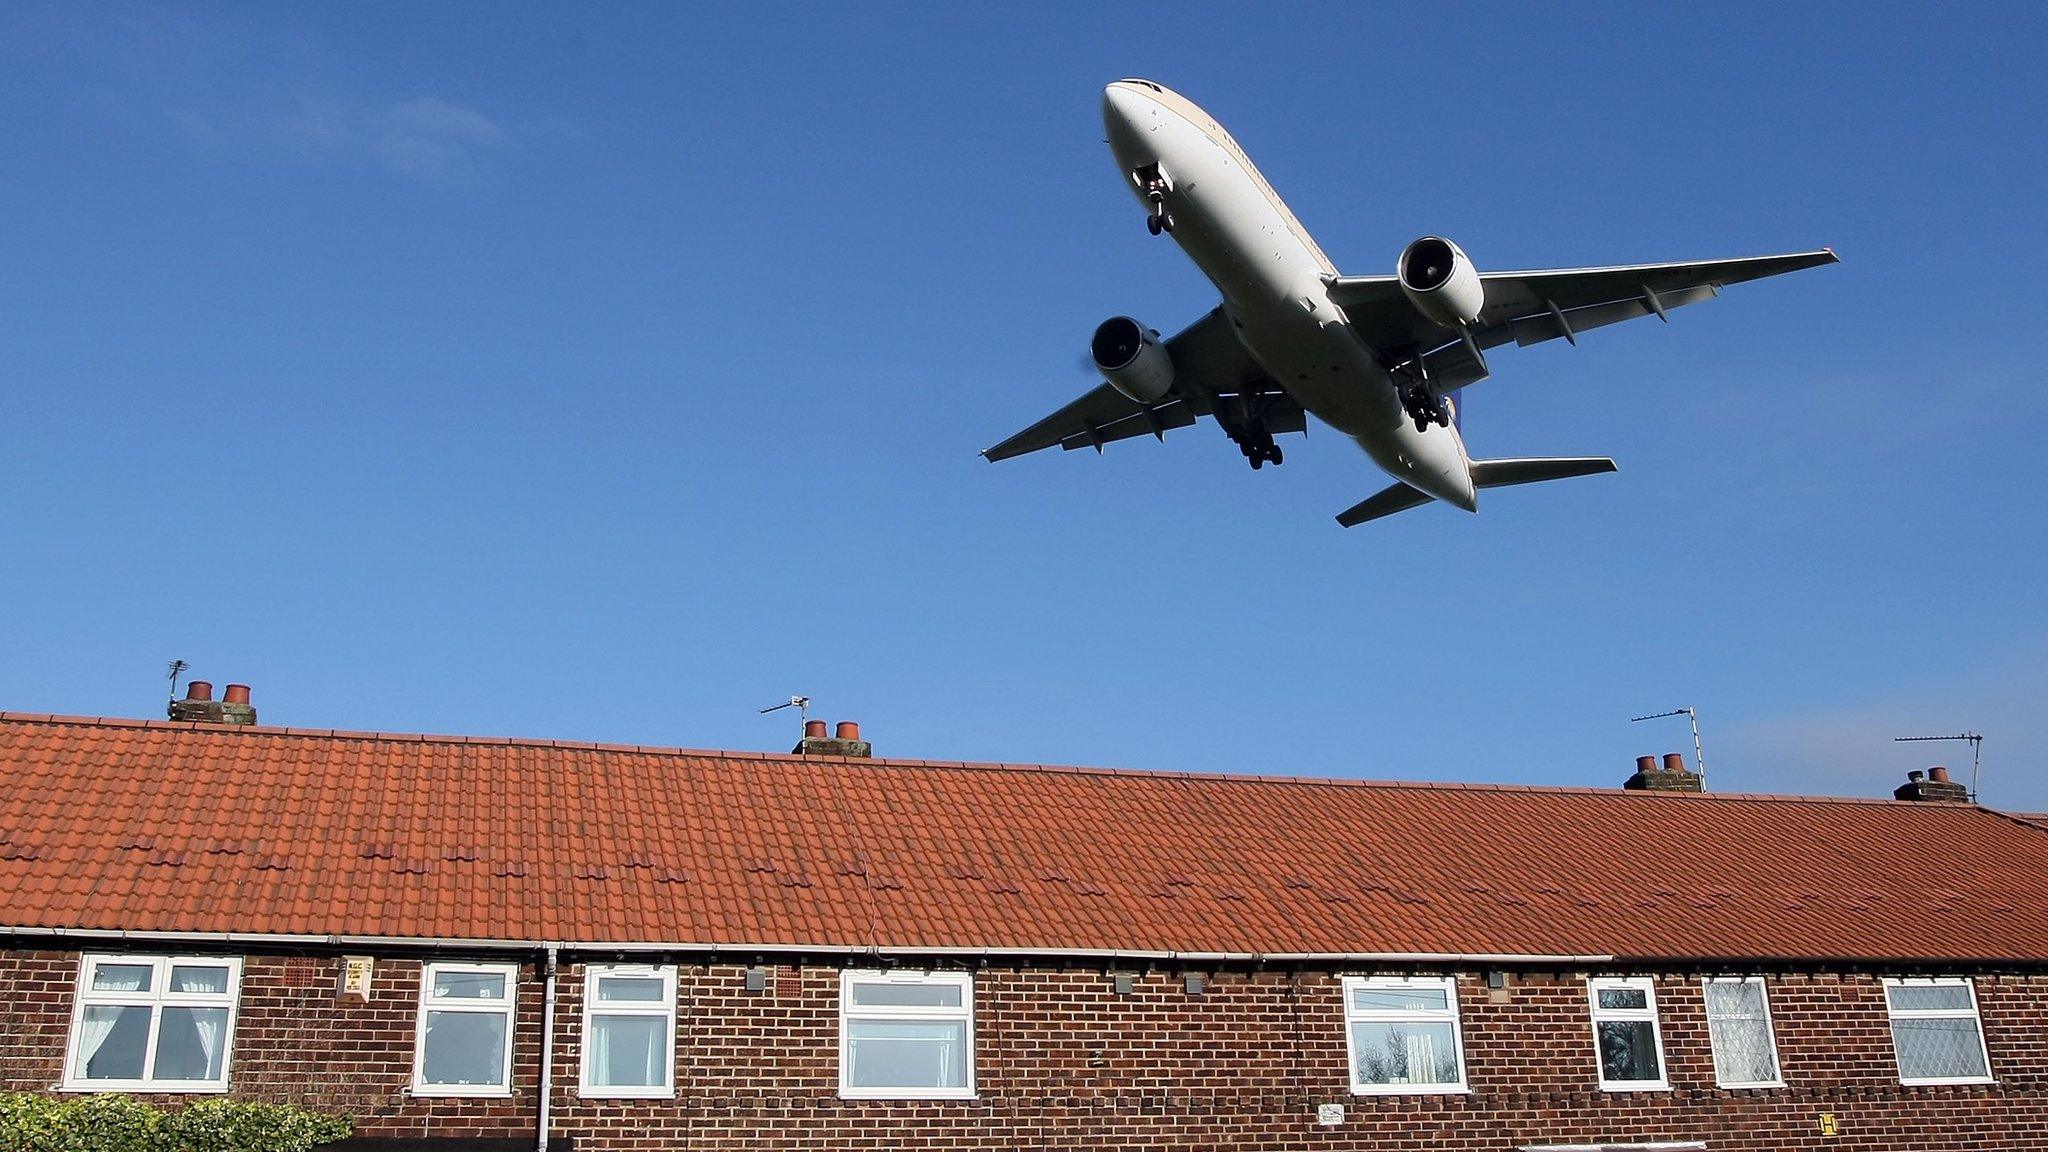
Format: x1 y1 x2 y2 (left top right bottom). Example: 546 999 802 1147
1159 213 1174 234
1267 445 1282 465
1147 214 1163 236
1250 454 1265 470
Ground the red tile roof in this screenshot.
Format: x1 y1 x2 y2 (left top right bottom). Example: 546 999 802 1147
3 712 2046 963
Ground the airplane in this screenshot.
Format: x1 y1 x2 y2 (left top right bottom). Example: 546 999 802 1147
983 79 1838 526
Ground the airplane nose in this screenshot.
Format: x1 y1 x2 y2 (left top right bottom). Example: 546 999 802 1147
1101 83 1147 137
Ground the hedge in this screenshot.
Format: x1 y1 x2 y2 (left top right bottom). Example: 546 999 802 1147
0 1095 350 1152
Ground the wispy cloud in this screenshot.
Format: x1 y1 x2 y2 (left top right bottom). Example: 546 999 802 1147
1715 638 2048 809
56 11 530 184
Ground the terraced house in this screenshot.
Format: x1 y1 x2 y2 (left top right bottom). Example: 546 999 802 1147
2 693 2046 1150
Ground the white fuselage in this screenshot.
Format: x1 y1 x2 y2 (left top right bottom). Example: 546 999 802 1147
1102 80 1477 509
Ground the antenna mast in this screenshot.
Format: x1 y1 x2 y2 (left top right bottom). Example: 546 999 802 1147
166 659 190 700
1630 706 1706 789
1894 732 1984 802
759 695 812 738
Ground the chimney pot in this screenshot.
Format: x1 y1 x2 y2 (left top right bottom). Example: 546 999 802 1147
185 681 214 702
1662 752 1686 774
1908 770 1925 782
803 719 827 739
1635 755 1658 774
223 684 251 706
835 720 861 742
1928 765 1951 783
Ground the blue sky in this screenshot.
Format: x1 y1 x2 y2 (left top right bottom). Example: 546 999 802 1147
3 3 2043 806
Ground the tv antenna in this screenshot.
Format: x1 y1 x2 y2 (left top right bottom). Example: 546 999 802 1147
1630 706 1707 788
1893 732 1983 802
759 695 811 734
166 659 190 699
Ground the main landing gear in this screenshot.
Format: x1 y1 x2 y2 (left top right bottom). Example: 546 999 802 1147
1231 425 1283 469
1398 381 1451 434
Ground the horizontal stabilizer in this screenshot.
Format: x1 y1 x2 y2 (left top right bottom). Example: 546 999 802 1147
1335 481 1436 527
1469 456 1618 489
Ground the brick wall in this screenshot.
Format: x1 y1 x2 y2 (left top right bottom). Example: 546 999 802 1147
5 945 2047 1149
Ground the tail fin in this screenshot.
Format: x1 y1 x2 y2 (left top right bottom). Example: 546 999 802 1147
1468 456 1617 489
1335 456 1615 528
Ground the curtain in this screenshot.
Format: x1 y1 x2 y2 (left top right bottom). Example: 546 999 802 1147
76 1009 119 1074
192 1011 224 1079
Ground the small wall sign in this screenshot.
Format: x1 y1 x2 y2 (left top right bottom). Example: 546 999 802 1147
1818 1112 1840 1137
1316 1103 1345 1127
339 955 374 999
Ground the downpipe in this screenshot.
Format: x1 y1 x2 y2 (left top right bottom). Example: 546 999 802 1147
538 944 559 1152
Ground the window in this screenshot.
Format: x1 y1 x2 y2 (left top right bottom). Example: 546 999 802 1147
414 962 517 1096
580 965 676 1097
1884 977 1993 1085
1341 976 1468 1094
63 955 241 1092
838 970 974 1099
1588 977 1667 1090
1702 977 1783 1087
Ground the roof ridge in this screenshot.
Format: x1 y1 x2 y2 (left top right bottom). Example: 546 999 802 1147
0 709 1970 810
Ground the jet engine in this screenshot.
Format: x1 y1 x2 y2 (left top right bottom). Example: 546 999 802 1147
1397 236 1484 329
1091 316 1174 404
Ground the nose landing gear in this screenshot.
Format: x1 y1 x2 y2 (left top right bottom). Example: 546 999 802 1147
1135 163 1174 235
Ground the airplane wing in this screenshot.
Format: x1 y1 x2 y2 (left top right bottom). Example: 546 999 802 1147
1325 249 1840 387
983 307 1297 461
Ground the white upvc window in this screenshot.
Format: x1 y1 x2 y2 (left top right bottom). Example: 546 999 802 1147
1341 975 1469 1094
1588 976 1668 1090
1884 977 1994 1085
838 970 975 1099
1702 976 1784 1088
413 961 518 1096
580 964 677 1098
62 954 242 1092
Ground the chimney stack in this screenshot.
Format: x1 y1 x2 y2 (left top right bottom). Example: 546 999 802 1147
1624 751 1703 793
793 719 872 758
168 680 257 726
1894 765 1969 803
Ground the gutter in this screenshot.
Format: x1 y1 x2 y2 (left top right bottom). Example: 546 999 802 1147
0 924 1612 966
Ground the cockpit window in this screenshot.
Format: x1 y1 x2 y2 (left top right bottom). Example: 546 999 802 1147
1116 78 1163 92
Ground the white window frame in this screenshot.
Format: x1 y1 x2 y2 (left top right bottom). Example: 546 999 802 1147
1701 976 1786 1089
1340 975 1469 1095
838 969 975 1100
412 961 519 1097
1883 976 1995 1086
578 963 677 1099
61 954 243 1093
1588 976 1669 1091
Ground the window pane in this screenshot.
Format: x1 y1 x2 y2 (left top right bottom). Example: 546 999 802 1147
75 1005 150 1080
1888 983 1974 1013
169 965 231 995
1350 1021 1460 1087
596 976 666 1004
1351 985 1450 1013
845 1019 968 1089
1596 986 1648 1011
154 1006 230 1081
422 1011 508 1086
850 982 963 1009
1597 1019 1662 1083
589 1014 668 1088
1705 980 1765 1019
434 970 508 1000
1893 1017 1988 1080
91 964 154 993
1708 1013 1779 1084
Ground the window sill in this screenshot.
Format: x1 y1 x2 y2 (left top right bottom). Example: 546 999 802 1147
578 1087 678 1100
838 1089 979 1102
1715 1080 1787 1090
1350 1084 1470 1096
57 1081 230 1095
1899 1076 1997 1087
410 1086 515 1099
1596 1081 1671 1093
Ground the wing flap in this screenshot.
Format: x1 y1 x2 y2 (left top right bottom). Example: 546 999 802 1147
1056 399 1199 452
1507 284 1718 348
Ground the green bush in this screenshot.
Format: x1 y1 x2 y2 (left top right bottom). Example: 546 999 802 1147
0 1095 349 1152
